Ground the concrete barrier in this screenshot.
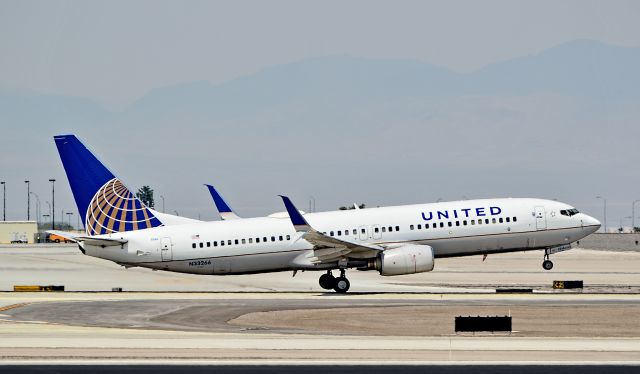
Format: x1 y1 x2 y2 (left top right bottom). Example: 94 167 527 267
577 233 640 251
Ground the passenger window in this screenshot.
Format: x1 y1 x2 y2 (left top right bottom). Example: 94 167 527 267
485 219 489 224
513 217 517 222
220 241 225 246
337 231 342 236
388 226 393 232
395 226 400 231
463 220 467 226
506 217 510 223
440 222 444 228
207 242 210 247
249 238 253 243
499 218 503 223
417 224 422 229
279 235 283 241
235 239 239 245
263 237 267 242
192 243 196 249
228 240 232 245
330 231 334 236
361 228 366 234
410 225 414 230
271 236 276 242
425 223 429 229
455 221 460 226
242 239 246 244
382 227 386 232
471 220 475 225
199 242 203 248
478 219 482 225
256 238 260 243
448 222 452 227
491 218 496 224
375 227 379 233
286 235 290 240
214 241 218 247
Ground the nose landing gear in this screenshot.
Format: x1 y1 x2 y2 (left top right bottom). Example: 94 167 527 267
542 249 554 270
318 269 350 293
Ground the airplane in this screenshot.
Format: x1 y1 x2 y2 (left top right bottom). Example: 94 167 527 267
50 134 601 293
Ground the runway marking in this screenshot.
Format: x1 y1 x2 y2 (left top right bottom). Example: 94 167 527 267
0 303 28 312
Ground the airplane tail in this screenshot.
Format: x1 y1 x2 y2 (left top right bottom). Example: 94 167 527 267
54 134 163 236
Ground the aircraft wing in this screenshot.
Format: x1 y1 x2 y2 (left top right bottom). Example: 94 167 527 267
279 195 382 264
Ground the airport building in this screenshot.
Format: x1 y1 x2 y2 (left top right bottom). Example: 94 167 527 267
0 221 38 244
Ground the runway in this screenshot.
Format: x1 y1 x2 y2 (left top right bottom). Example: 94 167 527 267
0 245 639 364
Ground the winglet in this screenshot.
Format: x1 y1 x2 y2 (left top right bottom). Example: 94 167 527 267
279 195 311 232
205 184 241 220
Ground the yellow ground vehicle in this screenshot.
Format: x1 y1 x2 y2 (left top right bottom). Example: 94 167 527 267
48 233 71 243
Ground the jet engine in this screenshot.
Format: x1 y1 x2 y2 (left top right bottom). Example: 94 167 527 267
375 245 434 276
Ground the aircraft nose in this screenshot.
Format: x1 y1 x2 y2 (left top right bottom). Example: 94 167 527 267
582 214 601 233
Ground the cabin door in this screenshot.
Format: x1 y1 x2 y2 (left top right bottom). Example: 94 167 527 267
359 226 368 241
160 237 173 261
535 207 547 230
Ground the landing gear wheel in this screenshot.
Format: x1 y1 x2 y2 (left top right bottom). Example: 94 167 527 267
542 259 554 271
319 272 336 290
333 277 350 293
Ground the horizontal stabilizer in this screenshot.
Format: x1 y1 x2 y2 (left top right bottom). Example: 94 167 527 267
74 236 128 247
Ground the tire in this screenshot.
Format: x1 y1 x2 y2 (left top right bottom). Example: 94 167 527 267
54 239 60 243
333 277 350 293
319 273 336 290
542 260 554 271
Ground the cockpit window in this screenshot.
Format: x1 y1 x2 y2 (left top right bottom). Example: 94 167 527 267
560 208 580 217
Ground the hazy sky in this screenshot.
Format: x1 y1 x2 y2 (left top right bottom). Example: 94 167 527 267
1 0 640 108
1 1 640 230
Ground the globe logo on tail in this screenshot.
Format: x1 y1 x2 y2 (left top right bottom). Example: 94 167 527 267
85 178 163 236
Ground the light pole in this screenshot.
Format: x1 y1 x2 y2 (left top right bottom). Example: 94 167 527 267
309 196 315 213
30 192 40 225
25 180 30 220
633 200 640 232
49 179 56 230
596 196 607 233
66 212 73 229
160 195 165 213
0 181 5 221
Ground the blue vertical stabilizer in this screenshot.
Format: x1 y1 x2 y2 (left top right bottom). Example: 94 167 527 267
54 135 163 235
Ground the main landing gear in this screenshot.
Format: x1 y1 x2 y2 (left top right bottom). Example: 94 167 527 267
542 249 554 271
318 269 350 293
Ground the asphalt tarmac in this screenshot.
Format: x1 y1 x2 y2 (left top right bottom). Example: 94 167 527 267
0 245 638 364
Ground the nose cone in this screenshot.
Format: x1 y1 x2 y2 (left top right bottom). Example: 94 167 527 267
582 214 601 234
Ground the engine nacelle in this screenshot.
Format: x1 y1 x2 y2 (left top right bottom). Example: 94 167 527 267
375 245 434 276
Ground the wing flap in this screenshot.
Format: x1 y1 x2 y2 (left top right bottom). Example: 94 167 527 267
279 195 382 264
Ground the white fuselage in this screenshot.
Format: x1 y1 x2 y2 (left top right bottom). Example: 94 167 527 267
80 198 600 275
